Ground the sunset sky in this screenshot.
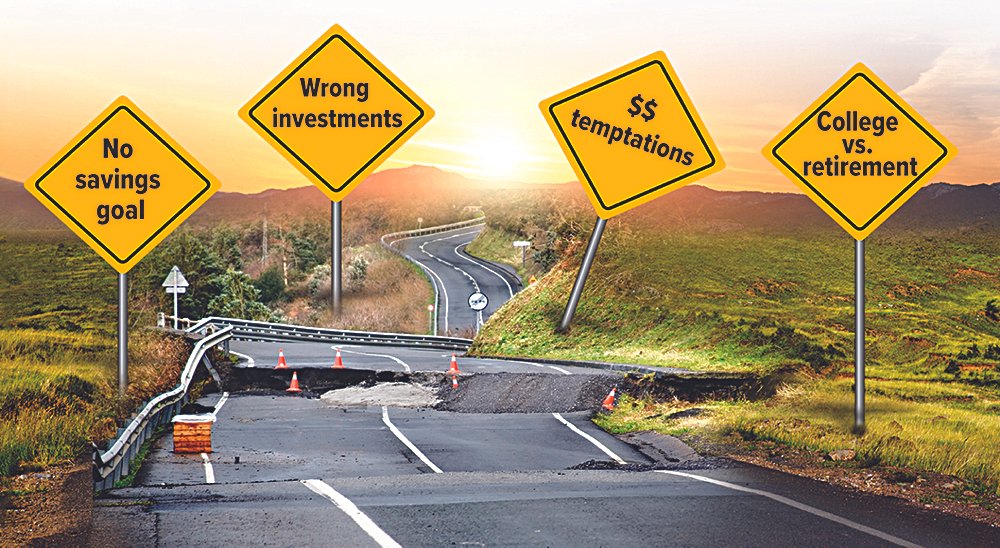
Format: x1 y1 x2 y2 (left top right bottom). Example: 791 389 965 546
2 1 998 193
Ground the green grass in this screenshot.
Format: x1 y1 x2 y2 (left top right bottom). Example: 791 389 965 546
465 226 534 281
474 218 1000 493
597 380 1000 494
473 226 1000 378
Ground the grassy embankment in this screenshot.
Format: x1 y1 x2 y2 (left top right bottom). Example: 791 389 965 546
470 222 1000 492
0 235 187 478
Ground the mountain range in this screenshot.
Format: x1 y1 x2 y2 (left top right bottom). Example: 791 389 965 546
0 166 997 233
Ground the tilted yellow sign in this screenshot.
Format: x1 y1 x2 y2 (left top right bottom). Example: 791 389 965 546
540 52 724 219
26 96 220 273
239 24 433 202
764 63 955 240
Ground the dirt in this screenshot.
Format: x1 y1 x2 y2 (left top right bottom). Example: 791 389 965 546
0 460 92 547
435 372 619 413
684 432 1000 528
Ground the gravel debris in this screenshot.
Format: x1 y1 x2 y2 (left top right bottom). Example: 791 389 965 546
320 382 440 408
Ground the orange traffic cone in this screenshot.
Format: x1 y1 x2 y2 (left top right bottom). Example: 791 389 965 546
448 353 460 375
451 375 459 390
333 347 345 369
286 371 302 393
601 387 617 411
276 348 288 369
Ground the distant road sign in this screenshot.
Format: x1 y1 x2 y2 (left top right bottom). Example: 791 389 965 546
25 96 219 273
540 52 724 219
764 63 955 240
162 265 189 294
427 304 435 312
239 24 433 202
468 292 489 311
512 240 531 248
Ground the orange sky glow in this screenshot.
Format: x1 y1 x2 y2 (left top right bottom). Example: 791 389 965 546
2 1 998 194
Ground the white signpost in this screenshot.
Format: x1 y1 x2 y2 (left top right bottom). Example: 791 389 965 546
513 240 531 269
162 266 189 329
468 292 489 333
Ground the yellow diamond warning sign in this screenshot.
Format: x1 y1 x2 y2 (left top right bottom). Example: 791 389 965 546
25 96 219 274
764 63 955 240
239 24 433 202
540 52 724 219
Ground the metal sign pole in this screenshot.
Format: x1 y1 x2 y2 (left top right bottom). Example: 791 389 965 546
558 217 607 333
332 201 343 315
854 238 866 433
172 278 179 329
118 272 128 395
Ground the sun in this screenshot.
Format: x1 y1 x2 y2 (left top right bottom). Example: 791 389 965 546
464 131 527 180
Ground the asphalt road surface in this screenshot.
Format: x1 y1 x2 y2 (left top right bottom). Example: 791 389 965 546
228 339 592 375
388 224 521 335
96 389 998 547
90 229 998 545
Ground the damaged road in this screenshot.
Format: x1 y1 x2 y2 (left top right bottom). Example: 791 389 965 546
93 348 1000 547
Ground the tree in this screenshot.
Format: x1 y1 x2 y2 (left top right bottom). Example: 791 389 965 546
254 267 285 304
207 269 274 321
346 255 369 292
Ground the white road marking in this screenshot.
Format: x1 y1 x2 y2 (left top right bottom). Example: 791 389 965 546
230 350 255 368
335 346 412 372
552 412 626 464
656 470 920 547
196 391 229 485
457 242 515 298
382 406 443 474
301 479 402 548
213 392 229 415
200 453 215 484
509 359 573 376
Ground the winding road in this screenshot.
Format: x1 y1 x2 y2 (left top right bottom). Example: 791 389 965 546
91 223 999 547
388 224 521 335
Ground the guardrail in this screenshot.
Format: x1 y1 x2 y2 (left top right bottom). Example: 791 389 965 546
380 217 486 335
187 317 472 351
93 326 233 491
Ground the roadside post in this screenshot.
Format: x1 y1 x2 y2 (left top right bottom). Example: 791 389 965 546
513 240 531 269
162 265 190 329
239 24 433 316
468 291 489 333
25 97 220 394
763 63 955 433
539 52 725 332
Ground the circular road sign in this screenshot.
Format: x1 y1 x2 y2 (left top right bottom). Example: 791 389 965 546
468 292 489 311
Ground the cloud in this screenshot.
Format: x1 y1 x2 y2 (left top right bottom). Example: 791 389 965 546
901 46 1000 182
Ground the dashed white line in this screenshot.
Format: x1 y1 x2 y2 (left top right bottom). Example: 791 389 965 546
198 391 228 485
552 412 626 464
336 346 412 372
200 453 215 484
509 359 573 376
382 406 443 474
655 470 920 547
301 479 403 548
457 242 515 298
213 392 229 414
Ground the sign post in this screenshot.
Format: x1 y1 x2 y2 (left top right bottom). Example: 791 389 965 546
540 52 724 332
468 292 489 333
239 24 433 316
763 63 955 433
512 240 531 269
26 97 220 394
162 265 190 329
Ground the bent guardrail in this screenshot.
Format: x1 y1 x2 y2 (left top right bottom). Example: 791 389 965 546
187 317 472 351
93 326 233 491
